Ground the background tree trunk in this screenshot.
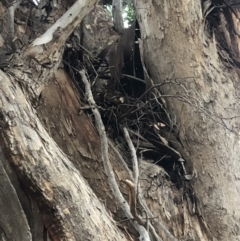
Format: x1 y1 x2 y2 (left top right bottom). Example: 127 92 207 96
0 0 240 241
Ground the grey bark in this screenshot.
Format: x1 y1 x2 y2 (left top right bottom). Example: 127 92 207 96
0 69 128 241
134 0 240 240
0 1 129 240
1 1 239 241
0 148 31 241
112 0 124 34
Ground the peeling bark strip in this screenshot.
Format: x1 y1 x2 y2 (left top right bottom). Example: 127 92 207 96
0 70 129 240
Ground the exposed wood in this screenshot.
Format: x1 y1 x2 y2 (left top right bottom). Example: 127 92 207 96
6 0 98 100
1 1 240 241
0 70 128 241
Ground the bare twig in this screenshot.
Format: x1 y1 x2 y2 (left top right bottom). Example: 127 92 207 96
80 70 150 241
122 74 146 83
118 83 169 121
108 140 133 179
123 127 139 188
122 128 177 241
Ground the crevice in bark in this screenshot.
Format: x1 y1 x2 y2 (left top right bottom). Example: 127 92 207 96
203 0 240 69
1 1 239 241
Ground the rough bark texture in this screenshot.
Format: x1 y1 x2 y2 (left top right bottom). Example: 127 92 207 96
0 68 129 241
1 0 240 241
134 0 240 240
0 1 130 240
0 148 32 241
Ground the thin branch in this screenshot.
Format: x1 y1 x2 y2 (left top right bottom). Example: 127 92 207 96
122 74 146 83
123 127 139 188
108 140 133 180
80 69 151 241
122 128 177 241
118 82 169 121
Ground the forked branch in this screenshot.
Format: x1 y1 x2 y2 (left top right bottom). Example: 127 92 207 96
8 0 98 99
80 69 151 241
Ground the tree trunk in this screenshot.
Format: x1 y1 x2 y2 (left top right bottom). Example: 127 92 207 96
0 0 240 241
134 0 240 240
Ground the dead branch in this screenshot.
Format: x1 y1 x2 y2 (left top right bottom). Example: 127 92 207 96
123 127 139 188
108 139 133 179
8 0 98 100
122 74 146 84
80 69 151 241
122 128 177 241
